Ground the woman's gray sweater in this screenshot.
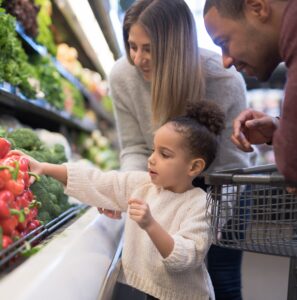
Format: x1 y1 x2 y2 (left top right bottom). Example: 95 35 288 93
109 48 253 173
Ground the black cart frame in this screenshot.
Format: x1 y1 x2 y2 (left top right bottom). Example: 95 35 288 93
205 164 297 300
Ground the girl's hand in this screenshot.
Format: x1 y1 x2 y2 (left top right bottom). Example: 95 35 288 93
8 150 43 176
8 150 67 185
128 198 153 230
97 207 122 219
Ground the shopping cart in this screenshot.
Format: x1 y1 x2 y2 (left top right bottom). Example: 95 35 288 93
205 164 297 300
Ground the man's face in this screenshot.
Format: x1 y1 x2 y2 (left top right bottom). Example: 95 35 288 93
204 7 281 81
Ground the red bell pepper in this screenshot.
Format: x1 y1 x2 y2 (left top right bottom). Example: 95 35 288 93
0 167 12 189
0 200 11 219
0 138 11 159
0 216 18 235
16 190 33 208
1 154 29 173
27 219 41 231
2 235 13 249
5 178 25 196
0 190 14 204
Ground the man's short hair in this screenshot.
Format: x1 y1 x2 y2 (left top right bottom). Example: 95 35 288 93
203 0 245 18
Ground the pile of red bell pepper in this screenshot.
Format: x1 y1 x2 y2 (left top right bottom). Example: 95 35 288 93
0 137 41 250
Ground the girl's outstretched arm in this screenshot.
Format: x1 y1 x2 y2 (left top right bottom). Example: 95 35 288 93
9 150 68 185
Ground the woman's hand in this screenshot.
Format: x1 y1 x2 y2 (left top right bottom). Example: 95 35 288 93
128 198 153 230
97 208 122 219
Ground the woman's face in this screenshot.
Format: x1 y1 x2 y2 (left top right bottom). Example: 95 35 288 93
128 23 152 81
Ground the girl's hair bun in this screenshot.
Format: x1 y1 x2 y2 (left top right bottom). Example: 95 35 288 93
185 100 225 135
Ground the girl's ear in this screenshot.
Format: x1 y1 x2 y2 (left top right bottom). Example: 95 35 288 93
189 158 206 177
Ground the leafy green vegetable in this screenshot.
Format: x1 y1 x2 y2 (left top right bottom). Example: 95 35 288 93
0 12 37 98
7 128 43 150
30 55 65 109
31 175 71 223
61 79 85 119
34 0 57 55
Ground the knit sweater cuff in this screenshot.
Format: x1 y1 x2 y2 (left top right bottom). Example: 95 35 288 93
162 235 197 273
63 162 91 192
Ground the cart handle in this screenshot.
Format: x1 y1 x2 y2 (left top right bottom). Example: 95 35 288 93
204 164 297 186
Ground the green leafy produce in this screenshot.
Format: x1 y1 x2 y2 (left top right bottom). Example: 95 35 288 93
2 0 39 37
7 128 43 150
30 175 71 223
34 0 57 55
28 144 67 164
0 11 37 98
62 79 85 119
31 56 65 109
78 130 119 170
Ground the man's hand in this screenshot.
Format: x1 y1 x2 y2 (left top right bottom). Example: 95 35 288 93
286 187 297 195
97 208 122 219
128 198 153 230
232 109 279 152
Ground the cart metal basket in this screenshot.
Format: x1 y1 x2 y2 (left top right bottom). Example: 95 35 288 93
205 164 297 257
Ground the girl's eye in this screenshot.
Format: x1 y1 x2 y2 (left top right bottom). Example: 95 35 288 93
161 152 170 158
151 148 155 153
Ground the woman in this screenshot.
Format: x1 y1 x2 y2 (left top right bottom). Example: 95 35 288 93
107 0 253 299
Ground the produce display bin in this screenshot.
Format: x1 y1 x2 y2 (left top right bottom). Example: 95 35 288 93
0 207 124 300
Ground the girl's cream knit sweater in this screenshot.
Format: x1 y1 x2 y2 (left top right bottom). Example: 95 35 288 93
64 163 214 300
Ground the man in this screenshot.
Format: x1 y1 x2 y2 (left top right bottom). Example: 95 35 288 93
203 0 297 182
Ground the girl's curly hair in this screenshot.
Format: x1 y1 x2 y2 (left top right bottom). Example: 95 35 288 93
169 100 225 170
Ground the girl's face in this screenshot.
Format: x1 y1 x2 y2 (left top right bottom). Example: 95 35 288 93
148 124 198 193
128 23 152 81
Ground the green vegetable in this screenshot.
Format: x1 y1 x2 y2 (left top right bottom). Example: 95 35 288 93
30 175 71 223
77 130 119 170
7 128 43 150
61 79 85 119
21 242 43 257
0 12 37 98
34 0 57 55
30 55 65 109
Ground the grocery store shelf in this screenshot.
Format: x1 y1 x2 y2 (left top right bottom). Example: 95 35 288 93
51 58 114 126
15 22 48 56
15 22 114 126
0 207 125 300
0 85 97 133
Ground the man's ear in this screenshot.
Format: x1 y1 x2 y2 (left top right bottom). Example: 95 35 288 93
189 158 206 177
245 0 271 22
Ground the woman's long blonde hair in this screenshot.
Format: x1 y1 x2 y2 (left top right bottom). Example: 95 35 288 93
123 0 205 125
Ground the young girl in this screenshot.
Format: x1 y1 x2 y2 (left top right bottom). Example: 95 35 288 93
15 101 224 300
